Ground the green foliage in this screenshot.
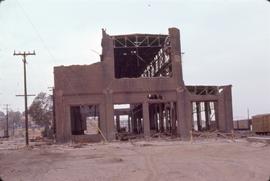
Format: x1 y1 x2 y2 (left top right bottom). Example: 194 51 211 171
0 111 5 130
0 111 5 121
8 110 23 128
29 92 53 137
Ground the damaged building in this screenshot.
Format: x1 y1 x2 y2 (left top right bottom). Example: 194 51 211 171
54 27 233 143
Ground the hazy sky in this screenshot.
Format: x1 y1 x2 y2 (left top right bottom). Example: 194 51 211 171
0 0 269 119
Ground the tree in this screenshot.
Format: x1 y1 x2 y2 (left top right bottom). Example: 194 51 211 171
0 111 5 134
28 92 53 137
0 111 5 121
8 110 23 128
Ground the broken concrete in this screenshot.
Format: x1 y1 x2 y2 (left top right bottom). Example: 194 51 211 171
54 27 233 143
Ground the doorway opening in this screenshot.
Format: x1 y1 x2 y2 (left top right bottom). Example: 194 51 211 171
70 105 100 135
113 103 144 139
192 101 217 131
149 102 177 136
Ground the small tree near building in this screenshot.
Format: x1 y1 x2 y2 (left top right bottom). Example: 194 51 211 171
0 111 5 136
28 92 53 138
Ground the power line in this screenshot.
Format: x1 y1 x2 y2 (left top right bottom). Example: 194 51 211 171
14 50 36 146
15 0 56 63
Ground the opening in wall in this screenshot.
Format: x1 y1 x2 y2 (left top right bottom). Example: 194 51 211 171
192 101 217 131
113 35 172 78
148 102 177 136
114 103 143 139
70 105 100 135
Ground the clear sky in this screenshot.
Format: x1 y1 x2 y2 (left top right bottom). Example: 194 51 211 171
0 0 269 119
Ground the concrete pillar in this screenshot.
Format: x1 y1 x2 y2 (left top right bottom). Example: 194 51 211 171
105 90 114 141
159 104 164 132
99 103 107 139
133 113 137 133
101 29 115 140
223 86 233 132
65 104 72 142
55 90 68 142
154 104 159 132
196 102 202 131
116 114 120 132
170 102 177 136
217 86 233 132
143 102 150 137
187 100 193 133
101 29 115 80
176 89 191 140
169 28 184 86
131 113 136 133
205 102 211 130
149 105 155 130
165 106 170 132
218 94 226 132
214 102 219 129
137 118 142 134
128 114 131 132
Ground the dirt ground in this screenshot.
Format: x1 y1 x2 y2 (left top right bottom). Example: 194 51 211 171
0 138 269 181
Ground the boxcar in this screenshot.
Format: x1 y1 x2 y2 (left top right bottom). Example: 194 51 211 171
252 114 270 134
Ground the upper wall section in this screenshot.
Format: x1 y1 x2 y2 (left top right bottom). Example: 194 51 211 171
54 27 185 95
102 27 184 85
54 62 106 95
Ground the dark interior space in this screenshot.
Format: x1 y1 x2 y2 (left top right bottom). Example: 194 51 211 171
113 34 172 78
70 105 100 135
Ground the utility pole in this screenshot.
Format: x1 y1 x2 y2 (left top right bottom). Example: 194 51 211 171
3 104 10 138
12 118 15 136
247 108 251 130
14 50 36 146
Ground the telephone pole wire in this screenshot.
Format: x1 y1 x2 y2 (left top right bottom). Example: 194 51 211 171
13 50 36 146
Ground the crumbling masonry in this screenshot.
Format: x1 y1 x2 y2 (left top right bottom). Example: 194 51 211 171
54 27 233 142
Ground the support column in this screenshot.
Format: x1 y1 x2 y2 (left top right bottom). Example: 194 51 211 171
214 102 219 129
171 102 177 136
154 104 158 132
116 114 120 132
55 90 67 142
149 105 155 130
165 105 170 132
217 86 233 132
138 118 142 134
131 112 136 133
223 86 233 132
143 102 150 137
177 88 191 140
105 90 114 141
205 102 211 130
218 93 226 132
169 28 184 86
159 104 164 132
128 114 131 132
133 114 137 133
99 102 107 140
196 102 202 131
